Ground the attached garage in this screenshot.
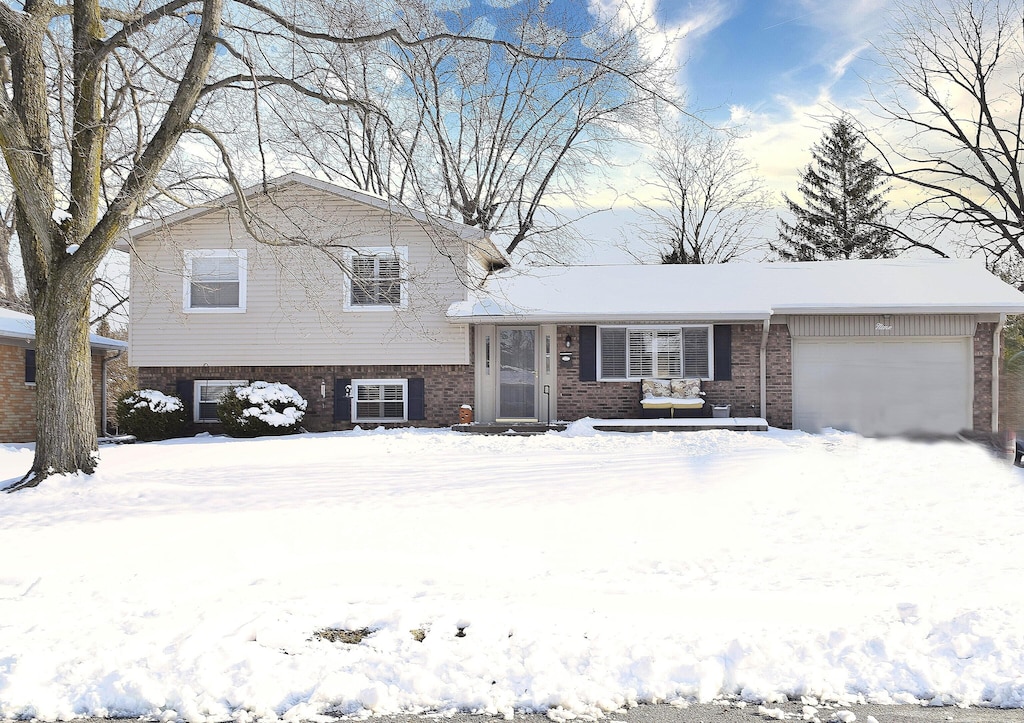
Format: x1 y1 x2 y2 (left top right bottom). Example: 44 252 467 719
790 315 975 436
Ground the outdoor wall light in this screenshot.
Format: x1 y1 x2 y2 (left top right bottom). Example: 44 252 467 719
565 334 572 348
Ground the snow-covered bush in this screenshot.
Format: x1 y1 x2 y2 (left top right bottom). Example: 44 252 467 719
216 381 307 438
116 389 187 441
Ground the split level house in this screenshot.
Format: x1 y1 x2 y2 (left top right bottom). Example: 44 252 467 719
0 307 128 443
120 174 1024 438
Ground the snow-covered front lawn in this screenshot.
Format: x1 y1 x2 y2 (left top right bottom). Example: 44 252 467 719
1 423 1023 721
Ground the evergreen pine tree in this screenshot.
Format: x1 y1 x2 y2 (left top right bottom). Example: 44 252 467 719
773 116 895 261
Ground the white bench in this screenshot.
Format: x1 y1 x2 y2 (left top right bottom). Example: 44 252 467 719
640 378 705 417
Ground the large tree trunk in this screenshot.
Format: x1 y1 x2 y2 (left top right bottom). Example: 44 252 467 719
9 284 97 491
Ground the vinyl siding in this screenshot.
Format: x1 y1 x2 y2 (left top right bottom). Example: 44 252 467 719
787 314 978 337
129 185 472 367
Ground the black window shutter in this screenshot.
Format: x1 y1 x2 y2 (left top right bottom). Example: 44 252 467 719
25 349 36 383
175 379 195 419
333 378 352 422
713 325 732 381
579 326 597 382
407 377 426 420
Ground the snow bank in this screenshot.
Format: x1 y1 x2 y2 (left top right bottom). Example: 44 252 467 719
0 428 1022 720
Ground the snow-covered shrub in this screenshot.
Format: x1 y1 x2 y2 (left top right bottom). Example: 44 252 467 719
116 389 187 441
216 381 307 438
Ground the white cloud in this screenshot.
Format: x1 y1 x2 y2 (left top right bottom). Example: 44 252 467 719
587 0 737 95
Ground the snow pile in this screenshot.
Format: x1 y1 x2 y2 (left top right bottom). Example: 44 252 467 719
125 389 183 414
1 428 1023 721
234 381 307 427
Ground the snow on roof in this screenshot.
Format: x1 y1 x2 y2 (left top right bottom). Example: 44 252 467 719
0 307 128 351
447 258 1024 322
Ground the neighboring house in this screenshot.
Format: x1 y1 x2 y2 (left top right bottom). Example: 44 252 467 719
447 261 1024 436
120 174 506 432
0 307 128 443
123 174 1024 438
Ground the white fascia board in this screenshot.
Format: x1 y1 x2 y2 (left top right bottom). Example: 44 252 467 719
773 303 1024 315
445 311 772 324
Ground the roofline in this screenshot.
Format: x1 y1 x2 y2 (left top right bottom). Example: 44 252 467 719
773 304 1024 315
446 311 773 324
0 329 128 351
448 304 1024 324
118 173 507 262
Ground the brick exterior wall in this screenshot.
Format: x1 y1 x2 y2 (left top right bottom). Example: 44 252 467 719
0 343 36 443
973 322 995 432
765 324 793 429
554 324 775 423
137 363 475 433
0 343 108 443
704 324 762 418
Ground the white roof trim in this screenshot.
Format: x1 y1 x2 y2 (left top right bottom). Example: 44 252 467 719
0 308 128 351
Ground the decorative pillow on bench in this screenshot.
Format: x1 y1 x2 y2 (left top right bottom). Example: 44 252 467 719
671 378 702 399
641 378 673 400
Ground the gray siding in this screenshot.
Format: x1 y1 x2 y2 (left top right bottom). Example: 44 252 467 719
129 184 473 367
788 314 978 338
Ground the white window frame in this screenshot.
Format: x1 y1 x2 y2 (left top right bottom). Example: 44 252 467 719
598 325 713 381
343 247 409 311
351 378 408 423
194 379 247 423
183 249 247 313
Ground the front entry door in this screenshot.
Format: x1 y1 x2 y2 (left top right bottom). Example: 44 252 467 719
498 328 537 420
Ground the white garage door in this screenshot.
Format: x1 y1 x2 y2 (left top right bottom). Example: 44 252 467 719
792 338 972 436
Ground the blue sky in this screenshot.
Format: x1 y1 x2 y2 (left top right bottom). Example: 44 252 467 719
659 0 890 119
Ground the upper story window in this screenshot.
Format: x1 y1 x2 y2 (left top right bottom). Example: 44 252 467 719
344 247 408 310
183 249 247 313
599 326 711 380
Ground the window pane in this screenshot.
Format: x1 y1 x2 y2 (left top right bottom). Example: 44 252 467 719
351 254 402 306
655 330 682 377
197 381 243 421
191 281 240 307
354 383 405 420
628 330 654 378
192 257 239 281
600 327 627 378
683 328 710 377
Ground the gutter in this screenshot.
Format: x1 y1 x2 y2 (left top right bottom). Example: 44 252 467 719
101 348 123 436
994 314 1005 431
760 318 770 420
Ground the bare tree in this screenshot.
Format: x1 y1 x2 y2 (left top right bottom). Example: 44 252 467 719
0 0 671 490
866 0 1023 273
629 122 770 264
268 0 673 259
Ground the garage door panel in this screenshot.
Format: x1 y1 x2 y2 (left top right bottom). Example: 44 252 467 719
793 338 971 436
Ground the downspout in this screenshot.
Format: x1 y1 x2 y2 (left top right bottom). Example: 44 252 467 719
993 314 1005 432
101 349 123 437
760 318 771 420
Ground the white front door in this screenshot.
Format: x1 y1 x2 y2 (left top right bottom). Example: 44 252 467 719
498 327 538 420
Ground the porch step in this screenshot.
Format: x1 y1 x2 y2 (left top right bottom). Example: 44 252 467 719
451 418 769 435
591 417 769 433
451 423 567 435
